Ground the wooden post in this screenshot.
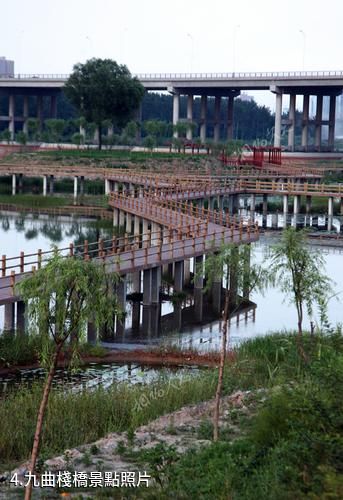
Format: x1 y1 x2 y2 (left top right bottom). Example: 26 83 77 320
69 243 74 257
20 251 24 273
84 240 89 260
2 255 6 277
38 249 42 269
10 271 15 293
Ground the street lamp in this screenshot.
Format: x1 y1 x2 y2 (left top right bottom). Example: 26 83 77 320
299 30 306 71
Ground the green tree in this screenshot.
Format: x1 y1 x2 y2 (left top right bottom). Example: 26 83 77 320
26 118 40 141
268 228 334 357
44 119 66 143
143 134 156 153
201 243 267 441
71 132 84 148
173 121 188 139
16 131 27 146
1 129 11 143
18 253 120 500
64 58 145 149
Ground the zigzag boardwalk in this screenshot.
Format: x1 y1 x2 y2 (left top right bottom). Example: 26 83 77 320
0 177 259 338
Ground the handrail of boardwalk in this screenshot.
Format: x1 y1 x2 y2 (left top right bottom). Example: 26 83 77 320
239 179 343 196
0 216 258 298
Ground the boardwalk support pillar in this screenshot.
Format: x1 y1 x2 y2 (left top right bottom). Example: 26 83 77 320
4 303 15 331
115 276 127 337
194 255 204 322
16 301 26 334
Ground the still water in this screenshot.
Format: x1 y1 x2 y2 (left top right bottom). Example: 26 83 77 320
0 212 342 353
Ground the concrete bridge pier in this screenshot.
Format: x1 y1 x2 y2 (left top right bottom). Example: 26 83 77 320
142 269 152 334
16 301 26 333
172 92 180 138
119 209 125 227
288 94 296 151
315 95 323 151
250 194 256 219
293 195 300 227
142 267 161 336
328 197 334 231
218 195 224 213
12 174 16 195
18 174 24 193
131 271 141 331
273 91 283 147
227 95 235 140
283 194 289 228
214 96 221 142
49 175 54 195
306 196 312 214
173 261 184 331
301 94 310 151
262 194 268 216
115 276 127 337
200 95 207 143
43 175 48 196
23 96 29 135
186 94 193 140
194 255 204 322
125 213 132 234
174 261 184 292
228 194 239 215
328 95 336 151
4 303 15 331
105 178 110 195
113 208 119 227
134 215 141 237
73 176 78 204
9 94 15 140
142 219 149 247
184 258 191 285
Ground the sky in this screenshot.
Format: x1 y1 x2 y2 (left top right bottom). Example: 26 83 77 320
2 0 342 109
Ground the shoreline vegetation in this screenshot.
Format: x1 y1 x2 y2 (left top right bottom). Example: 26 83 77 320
0 330 342 499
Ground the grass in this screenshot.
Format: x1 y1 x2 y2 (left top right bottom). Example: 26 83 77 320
125 331 343 500
0 369 216 468
0 194 72 208
1 330 342 477
34 149 204 162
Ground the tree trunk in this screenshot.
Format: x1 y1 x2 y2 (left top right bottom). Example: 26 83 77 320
25 342 63 500
296 302 307 362
213 287 230 441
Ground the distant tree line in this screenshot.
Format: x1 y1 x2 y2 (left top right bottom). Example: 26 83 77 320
0 91 278 145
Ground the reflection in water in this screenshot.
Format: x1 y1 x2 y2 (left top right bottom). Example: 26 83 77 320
0 214 342 356
0 362 199 395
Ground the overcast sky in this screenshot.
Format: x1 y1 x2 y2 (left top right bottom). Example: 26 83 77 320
2 0 342 109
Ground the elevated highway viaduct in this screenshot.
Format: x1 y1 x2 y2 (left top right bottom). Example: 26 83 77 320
1 71 343 151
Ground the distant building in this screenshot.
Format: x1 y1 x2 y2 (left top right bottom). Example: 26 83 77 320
0 57 14 76
238 92 254 103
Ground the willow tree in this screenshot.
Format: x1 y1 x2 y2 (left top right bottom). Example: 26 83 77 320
18 253 120 500
268 227 333 359
64 58 145 149
202 243 267 441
